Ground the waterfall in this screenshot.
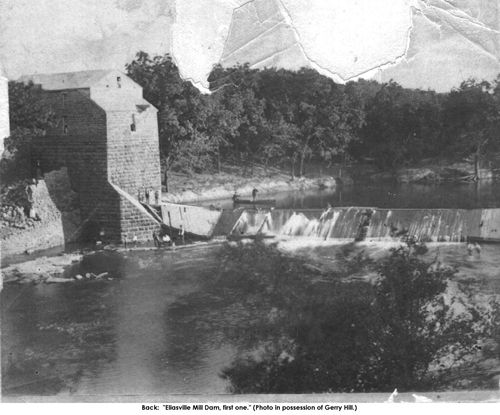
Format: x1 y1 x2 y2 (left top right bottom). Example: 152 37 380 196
280 212 311 236
231 210 270 236
228 207 500 243
365 209 471 242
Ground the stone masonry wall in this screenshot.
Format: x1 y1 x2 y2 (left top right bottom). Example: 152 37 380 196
106 107 161 199
34 89 107 192
106 106 162 241
31 86 162 244
32 89 115 240
112 185 160 241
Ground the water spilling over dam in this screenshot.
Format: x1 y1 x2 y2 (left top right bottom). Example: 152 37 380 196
229 207 500 243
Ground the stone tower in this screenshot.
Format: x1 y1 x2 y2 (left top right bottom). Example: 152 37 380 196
21 70 162 242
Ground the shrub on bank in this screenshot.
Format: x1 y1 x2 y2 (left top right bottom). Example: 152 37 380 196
216 242 494 393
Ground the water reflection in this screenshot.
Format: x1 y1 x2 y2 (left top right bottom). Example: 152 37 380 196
216 243 500 393
2 217 500 396
202 181 500 210
2 246 232 396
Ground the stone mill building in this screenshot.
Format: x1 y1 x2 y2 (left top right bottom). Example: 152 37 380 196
21 70 162 242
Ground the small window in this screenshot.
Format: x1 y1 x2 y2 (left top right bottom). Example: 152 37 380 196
117 76 122 88
130 114 136 132
62 92 67 108
63 116 68 134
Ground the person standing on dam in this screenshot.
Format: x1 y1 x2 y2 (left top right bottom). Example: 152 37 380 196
252 188 258 202
178 224 185 245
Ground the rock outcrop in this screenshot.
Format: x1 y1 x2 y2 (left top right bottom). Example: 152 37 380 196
1 168 81 257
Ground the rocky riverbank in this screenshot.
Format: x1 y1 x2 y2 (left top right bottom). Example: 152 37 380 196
1 168 81 258
1 252 83 285
367 160 498 184
162 164 337 204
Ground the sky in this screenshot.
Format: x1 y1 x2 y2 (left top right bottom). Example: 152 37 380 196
0 0 499 92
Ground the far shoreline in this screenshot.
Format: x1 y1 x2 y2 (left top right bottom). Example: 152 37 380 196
162 165 337 205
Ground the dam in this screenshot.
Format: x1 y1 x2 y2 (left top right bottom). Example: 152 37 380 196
162 204 500 243
229 207 500 242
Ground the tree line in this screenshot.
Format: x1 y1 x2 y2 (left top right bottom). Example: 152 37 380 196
4 51 500 185
126 52 500 181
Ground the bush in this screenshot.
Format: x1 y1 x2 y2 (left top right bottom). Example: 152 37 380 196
0 128 34 183
1 80 54 185
219 243 488 393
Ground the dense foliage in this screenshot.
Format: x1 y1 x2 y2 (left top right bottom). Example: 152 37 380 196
1 81 54 183
210 242 491 393
5 52 500 183
125 52 500 181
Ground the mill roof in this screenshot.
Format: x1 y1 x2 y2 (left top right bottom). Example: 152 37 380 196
18 69 156 112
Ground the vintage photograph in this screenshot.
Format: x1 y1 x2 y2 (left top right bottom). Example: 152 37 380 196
1 0 500 404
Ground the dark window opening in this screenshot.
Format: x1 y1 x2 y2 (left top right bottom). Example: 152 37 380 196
117 76 122 88
130 114 136 132
62 92 67 108
63 116 68 134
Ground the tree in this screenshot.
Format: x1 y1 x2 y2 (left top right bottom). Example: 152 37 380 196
443 79 500 180
1 81 55 183
312 84 365 175
219 242 485 393
250 67 365 177
264 117 301 178
208 64 268 173
373 245 468 389
205 92 242 172
126 52 210 185
357 81 445 170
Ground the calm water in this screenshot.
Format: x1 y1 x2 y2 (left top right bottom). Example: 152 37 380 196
3 181 500 397
203 180 500 210
2 245 233 396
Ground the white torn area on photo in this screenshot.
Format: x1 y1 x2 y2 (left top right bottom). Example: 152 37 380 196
171 0 499 91
1 0 498 92
174 0 412 87
218 0 412 82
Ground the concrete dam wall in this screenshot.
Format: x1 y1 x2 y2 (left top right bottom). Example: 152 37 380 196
229 207 500 243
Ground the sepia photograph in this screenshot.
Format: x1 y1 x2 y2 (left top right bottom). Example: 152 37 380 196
1 0 500 407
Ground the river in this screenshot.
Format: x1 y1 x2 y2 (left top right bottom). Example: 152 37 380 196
2 181 500 397
203 180 500 210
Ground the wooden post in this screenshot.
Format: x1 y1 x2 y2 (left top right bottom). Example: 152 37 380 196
168 211 172 230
